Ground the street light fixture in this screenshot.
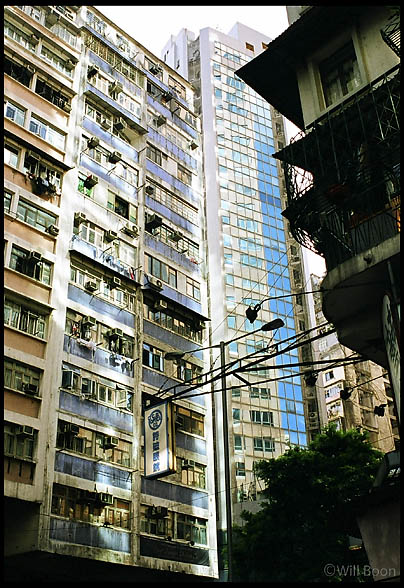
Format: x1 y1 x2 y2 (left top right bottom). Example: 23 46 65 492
163 317 284 582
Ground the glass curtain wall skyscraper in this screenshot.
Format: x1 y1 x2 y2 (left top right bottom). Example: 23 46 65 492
162 23 307 521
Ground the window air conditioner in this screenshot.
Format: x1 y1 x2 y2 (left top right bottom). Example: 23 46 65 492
87 136 99 149
62 102 71 113
63 423 80 435
22 383 39 396
83 175 98 189
161 91 173 102
189 140 198 150
108 151 122 164
145 213 163 231
103 436 119 449
87 64 99 78
16 425 34 437
145 185 154 195
84 279 98 292
113 117 126 131
97 492 114 505
74 212 87 224
110 277 121 289
149 64 161 75
147 276 163 291
109 81 123 95
168 231 183 243
46 9 60 26
121 223 138 238
104 229 118 242
181 459 192 470
156 115 166 127
108 328 123 340
46 224 59 236
27 251 42 264
81 316 97 327
101 118 111 130
154 299 168 310
81 378 95 397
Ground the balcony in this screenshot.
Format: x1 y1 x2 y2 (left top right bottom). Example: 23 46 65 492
277 66 400 271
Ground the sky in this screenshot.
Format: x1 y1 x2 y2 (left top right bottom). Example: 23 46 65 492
94 4 326 277
94 5 290 57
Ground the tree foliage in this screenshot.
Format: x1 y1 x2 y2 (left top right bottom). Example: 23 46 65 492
232 426 383 582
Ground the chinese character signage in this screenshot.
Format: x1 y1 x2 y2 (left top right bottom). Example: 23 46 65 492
144 401 176 478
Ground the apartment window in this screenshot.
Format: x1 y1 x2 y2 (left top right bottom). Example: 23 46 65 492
254 438 263 451
177 360 202 383
319 41 362 108
177 513 207 545
29 115 65 150
4 298 47 338
233 408 241 422
250 410 274 425
35 79 69 110
74 221 103 248
146 143 162 166
40 44 73 78
176 407 204 437
140 504 172 537
51 483 130 529
23 154 62 189
5 19 36 52
5 143 19 168
4 190 13 213
107 191 137 222
324 370 335 382
144 304 202 344
77 173 95 198
264 437 275 452
10 245 52 285
235 462 246 476
249 387 271 399
245 42 255 52
177 164 192 186
142 343 164 372
179 458 206 489
234 435 243 451
4 55 33 87
146 254 177 288
186 276 201 301
4 100 26 126
16 198 57 232
227 316 236 329
4 358 41 395
4 423 35 460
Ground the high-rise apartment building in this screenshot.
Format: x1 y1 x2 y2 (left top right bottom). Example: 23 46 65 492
162 23 313 545
5 5 218 581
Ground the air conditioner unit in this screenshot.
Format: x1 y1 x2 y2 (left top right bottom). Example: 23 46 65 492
109 81 123 95
27 251 42 264
84 175 98 189
87 64 99 78
46 9 60 25
81 316 96 327
101 118 111 130
149 64 161 75
46 224 59 236
147 276 163 291
110 277 121 289
62 102 72 113
189 140 198 150
103 436 119 449
145 185 154 195
74 212 87 225
108 328 123 340
161 91 173 102
81 378 95 397
195 320 204 331
121 223 138 238
168 231 183 243
108 151 122 164
181 459 192 470
22 383 39 396
65 423 80 435
145 213 163 231
156 115 166 127
154 299 168 310
26 150 40 163
16 425 34 437
97 492 114 505
87 136 99 149
104 229 117 242
113 117 127 131
84 279 98 292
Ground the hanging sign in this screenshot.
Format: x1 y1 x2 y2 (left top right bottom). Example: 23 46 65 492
144 401 176 478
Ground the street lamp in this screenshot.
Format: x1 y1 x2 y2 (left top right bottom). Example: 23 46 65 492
164 317 284 582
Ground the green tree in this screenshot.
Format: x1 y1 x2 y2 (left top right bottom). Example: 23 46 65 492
233 426 383 582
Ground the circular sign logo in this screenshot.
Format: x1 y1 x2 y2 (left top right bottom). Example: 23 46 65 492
148 409 163 430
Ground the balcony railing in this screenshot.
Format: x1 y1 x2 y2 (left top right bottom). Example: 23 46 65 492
276 66 400 269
